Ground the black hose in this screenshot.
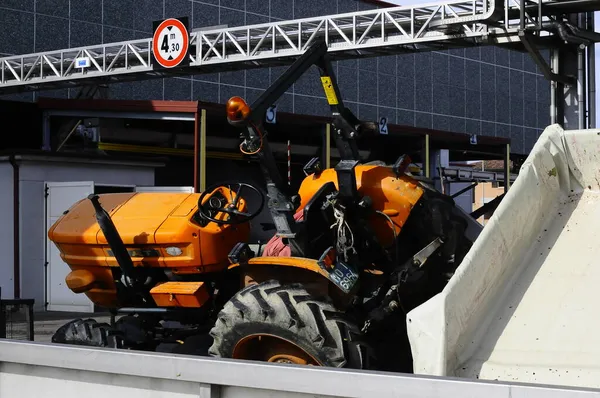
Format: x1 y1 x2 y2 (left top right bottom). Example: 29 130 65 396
88 194 136 282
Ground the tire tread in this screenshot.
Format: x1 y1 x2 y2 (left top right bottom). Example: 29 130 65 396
52 318 124 348
209 280 375 369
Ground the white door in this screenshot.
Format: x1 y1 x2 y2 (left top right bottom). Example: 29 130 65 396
45 181 95 313
135 186 194 192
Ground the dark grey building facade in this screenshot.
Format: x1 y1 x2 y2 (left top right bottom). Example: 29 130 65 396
0 0 551 155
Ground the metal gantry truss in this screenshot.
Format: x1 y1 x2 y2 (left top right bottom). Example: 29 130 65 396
0 39 156 93
193 0 498 65
0 0 597 94
0 0 545 94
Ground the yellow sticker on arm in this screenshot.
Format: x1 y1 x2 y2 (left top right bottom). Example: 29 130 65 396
320 76 339 105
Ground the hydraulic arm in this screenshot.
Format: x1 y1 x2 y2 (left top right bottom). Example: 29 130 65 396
226 39 379 257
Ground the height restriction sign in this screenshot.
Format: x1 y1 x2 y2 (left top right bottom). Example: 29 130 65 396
152 17 190 69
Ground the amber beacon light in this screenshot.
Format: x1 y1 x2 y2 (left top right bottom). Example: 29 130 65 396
226 96 251 124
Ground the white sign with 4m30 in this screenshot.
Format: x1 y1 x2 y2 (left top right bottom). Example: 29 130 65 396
152 18 189 68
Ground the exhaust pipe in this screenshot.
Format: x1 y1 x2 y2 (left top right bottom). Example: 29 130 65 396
88 194 137 286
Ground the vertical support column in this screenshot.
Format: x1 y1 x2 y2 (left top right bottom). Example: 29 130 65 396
42 113 51 151
200 109 207 192
519 0 525 30
431 149 448 193
550 49 558 125
199 383 221 398
557 45 580 129
556 15 585 130
504 143 511 193
287 140 291 187
28 301 34 341
425 134 430 178
11 156 20 299
587 12 596 129
577 39 586 129
322 123 331 169
0 288 4 338
194 109 200 193
194 107 207 193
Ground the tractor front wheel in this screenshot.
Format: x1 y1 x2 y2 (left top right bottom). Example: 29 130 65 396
208 280 374 369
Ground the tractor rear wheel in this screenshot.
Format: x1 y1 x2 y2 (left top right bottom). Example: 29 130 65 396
52 318 124 348
208 280 374 369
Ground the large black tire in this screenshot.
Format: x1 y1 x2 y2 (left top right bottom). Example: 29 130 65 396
208 280 374 369
51 318 123 348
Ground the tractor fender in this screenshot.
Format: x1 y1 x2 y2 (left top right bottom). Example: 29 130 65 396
228 257 360 310
228 256 330 279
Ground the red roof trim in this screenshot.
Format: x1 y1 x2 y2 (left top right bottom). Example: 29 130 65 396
35 97 510 148
36 98 202 113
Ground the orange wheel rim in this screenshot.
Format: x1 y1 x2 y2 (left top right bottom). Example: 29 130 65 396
232 334 322 366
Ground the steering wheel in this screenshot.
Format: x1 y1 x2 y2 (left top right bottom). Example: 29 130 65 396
197 181 265 225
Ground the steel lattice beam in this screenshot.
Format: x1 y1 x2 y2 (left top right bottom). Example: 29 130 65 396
0 0 502 94
191 0 498 66
0 39 157 93
0 0 597 94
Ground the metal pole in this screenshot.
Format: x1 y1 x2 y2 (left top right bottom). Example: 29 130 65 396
56 120 82 152
325 123 331 169
451 182 478 199
28 301 34 341
550 49 558 125
437 153 445 195
42 113 51 151
287 140 291 187
193 109 200 193
520 0 525 30
425 134 430 178
578 44 585 129
577 13 586 130
200 109 207 192
587 12 596 128
0 296 5 339
537 0 542 30
504 143 511 193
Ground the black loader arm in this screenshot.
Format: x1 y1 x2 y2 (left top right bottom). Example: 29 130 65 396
225 39 379 257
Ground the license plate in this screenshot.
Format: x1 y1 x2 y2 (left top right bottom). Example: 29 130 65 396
317 247 359 293
328 260 359 293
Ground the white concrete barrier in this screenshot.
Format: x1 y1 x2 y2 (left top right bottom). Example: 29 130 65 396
407 124 600 389
1 339 600 398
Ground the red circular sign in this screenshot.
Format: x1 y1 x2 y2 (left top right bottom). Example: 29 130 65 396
152 18 189 68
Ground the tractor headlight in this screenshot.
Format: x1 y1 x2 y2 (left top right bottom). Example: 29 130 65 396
165 246 183 256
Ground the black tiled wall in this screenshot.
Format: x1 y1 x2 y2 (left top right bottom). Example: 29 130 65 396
0 0 551 154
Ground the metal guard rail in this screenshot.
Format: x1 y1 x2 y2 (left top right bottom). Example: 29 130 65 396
1 340 599 398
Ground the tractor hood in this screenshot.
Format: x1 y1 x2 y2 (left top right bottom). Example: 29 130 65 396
48 192 197 245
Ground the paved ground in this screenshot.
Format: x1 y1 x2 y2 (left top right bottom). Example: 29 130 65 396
32 311 112 343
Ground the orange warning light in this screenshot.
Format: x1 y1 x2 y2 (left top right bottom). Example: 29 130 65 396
226 96 251 123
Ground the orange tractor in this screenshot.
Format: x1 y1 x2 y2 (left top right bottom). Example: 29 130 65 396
49 40 474 372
